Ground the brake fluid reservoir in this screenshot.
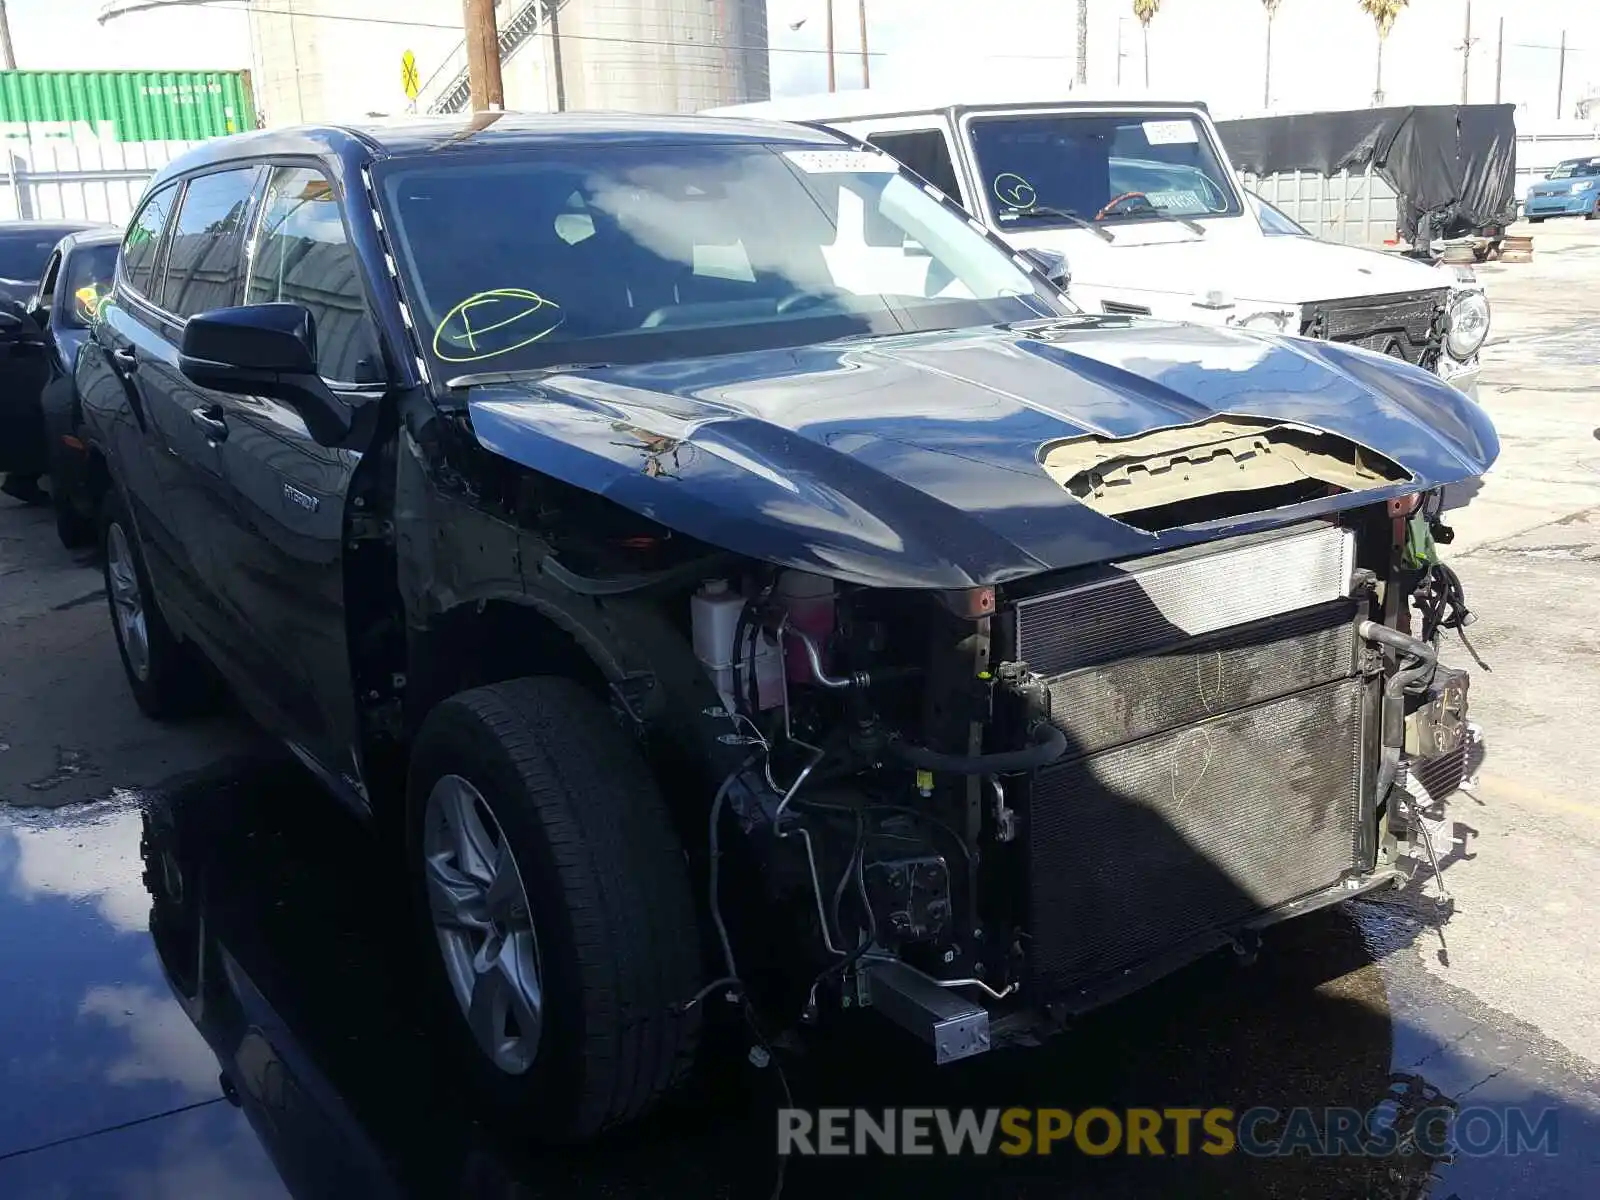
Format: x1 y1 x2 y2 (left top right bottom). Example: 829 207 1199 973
775 570 835 684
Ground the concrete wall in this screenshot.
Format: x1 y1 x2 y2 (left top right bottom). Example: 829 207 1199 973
246 0 463 126
504 0 769 114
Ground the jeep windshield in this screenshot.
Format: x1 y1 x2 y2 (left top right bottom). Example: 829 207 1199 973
965 111 1242 229
375 142 1066 378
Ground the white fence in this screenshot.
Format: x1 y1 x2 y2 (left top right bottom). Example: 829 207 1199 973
0 137 197 228
1514 126 1600 202
1239 164 1401 247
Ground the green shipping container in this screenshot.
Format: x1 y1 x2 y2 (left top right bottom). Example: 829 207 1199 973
0 70 256 142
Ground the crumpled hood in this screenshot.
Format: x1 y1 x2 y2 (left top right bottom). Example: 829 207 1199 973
1006 224 1449 307
466 317 1498 589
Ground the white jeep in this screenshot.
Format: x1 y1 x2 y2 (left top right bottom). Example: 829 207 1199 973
711 88 1488 398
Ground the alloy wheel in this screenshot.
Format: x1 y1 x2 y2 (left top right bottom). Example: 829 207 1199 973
106 521 150 682
422 773 544 1075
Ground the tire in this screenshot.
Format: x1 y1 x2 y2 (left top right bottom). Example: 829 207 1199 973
406 677 704 1142
52 475 95 549
101 489 210 720
1529 216 1546 224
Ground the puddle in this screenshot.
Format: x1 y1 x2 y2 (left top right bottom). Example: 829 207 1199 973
0 762 1593 1197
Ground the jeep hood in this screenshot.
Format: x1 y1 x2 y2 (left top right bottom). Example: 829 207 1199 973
1005 224 1447 307
464 318 1498 589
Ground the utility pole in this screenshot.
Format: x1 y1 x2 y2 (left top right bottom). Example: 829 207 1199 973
1557 30 1567 119
1494 17 1503 104
546 0 566 112
463 0 504 113
0 2 16 71
825 0 836 92
1459 1 1472 104
857 0 869 88
1076 0 1088 86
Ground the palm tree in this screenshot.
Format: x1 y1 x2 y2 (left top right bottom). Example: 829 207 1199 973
1076 0 1088 86
1262 0 1283 110
1359 0 1409 106
1133 0 1160 88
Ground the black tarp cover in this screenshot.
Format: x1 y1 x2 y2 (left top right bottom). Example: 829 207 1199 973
1216 105 1518 242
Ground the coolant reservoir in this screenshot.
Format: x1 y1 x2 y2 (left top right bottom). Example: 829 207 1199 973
691 580 782 711
775 570 835 684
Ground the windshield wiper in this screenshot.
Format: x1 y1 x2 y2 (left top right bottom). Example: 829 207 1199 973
997 205 1116 243
446 363 611 389
1136 207 1208 236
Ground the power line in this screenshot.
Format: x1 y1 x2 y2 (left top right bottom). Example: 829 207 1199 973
115 1 890 59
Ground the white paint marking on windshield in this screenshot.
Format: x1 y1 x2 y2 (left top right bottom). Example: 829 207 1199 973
783 149 899 174
1142 120 1199 146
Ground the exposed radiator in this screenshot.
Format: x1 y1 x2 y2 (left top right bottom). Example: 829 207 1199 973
1014 522 1355 676
1044 600 1361 758
1027 676 1370 997
1012 521 1373 1002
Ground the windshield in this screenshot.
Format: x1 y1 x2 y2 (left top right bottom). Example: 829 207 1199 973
377 142 1064 378
1547 159 1600 180
965 112 1241 229
61 243 118 327
0 230 71 284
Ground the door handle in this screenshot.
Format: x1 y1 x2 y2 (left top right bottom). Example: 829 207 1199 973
110 346 138 375
190 404 229 442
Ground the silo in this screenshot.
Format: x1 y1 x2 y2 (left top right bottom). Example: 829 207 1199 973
501 0 770 115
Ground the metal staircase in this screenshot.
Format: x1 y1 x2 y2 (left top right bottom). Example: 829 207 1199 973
424 0 558 115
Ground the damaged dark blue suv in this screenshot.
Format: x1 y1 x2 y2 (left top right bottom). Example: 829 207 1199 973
77 114 1495 1140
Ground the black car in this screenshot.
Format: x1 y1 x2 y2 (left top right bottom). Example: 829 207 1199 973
0 219 98 501
0 218 95 304
77 115 1495 1141
26 229 120 544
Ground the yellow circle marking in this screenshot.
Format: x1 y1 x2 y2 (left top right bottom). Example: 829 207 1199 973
993 173 1037 208
432 288 566 363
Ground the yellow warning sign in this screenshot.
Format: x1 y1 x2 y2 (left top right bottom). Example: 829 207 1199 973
402 50 420 100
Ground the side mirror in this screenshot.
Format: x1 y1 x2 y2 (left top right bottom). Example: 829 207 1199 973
1021 246 1071 291
179 303 353 445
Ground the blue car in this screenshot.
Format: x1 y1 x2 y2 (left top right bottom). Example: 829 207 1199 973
1525 157 1600 222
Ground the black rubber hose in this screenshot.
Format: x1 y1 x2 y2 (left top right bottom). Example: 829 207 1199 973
884 721 1068 776
1359 621 1438 805
538 551 733 597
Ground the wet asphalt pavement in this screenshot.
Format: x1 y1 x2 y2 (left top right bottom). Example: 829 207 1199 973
4 225 1600 1199
0 758 1596 1200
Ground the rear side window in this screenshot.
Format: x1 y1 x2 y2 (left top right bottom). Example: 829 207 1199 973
161 167 260 319
866 130 963 200
122 183 179 299
246 166 383 384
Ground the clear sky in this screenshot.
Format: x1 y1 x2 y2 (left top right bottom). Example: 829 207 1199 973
6 0 1598 124
767 0 1596 121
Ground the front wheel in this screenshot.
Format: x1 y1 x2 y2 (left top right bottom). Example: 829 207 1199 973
406 677 705 1141
101 490 211 720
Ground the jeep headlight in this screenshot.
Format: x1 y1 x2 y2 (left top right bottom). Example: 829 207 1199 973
1445 290 1490 359
1576 179 1598 192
